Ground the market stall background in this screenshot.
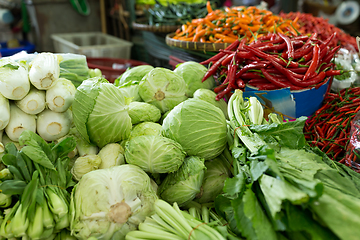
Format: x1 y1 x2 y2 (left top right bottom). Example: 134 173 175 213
1 0 360 239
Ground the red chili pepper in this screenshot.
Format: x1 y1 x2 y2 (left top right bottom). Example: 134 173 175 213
222 53 236 66
243 45 303 69
202 54 228 82
303 44 320 81
257 83 279 90
278 33 294 60
239 72 263 79
200 39 240 65
261 68 303 90
215 84 232 101
322 45 341 63
235 62 269 79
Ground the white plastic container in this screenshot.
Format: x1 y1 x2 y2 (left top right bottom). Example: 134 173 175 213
51 32 133 59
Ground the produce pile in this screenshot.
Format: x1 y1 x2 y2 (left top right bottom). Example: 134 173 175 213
172 3 299 43
200 32 342 100
0 51 360 240
0 53 76 149
279 12 358 52
141 1 212 26
304 86 360 170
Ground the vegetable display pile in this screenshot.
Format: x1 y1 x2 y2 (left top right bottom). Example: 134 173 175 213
172 3 300 43
142 1 213 26
0 130 76 239
1 48 360 240
304 86 360 170
0 53 76 150
279 12 358 52
200 32 342 100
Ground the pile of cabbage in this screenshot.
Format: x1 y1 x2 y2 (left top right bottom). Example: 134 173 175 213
68 62 233 239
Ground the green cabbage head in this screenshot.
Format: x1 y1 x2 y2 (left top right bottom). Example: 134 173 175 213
161 98 227 160
138 67 187 113
72 77 132 148
158 156 206 207
115 65 154 102
124 135 186 173
173 61 215 97
70 164 158 240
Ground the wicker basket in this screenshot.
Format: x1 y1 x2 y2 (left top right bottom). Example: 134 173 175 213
165 33 230 52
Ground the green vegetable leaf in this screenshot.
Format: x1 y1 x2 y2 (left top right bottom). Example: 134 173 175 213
250 117 307 149
233 188 277 240
310 187 360 240
18 130 54 162
0 179 27 195
284 202 339 240
214 195 242 237
51 137 76 160
1 63 19 70
259 174 310 219
21 146 55 170
223 172 246 198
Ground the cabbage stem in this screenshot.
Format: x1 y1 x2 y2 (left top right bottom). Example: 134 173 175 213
0 93 10 130
126 230 183 240
42 201 55 229
27 204 44 239
5 103 36 142
37 226 54 239
182 211 226 240
0 201 19 239
46 187 68 218
54 214 69 231
15 87 46 115
138 222 184 240
0 130 4 153
36 109 72 142
154 200 194 239
45 78 76 113
11 203 30 237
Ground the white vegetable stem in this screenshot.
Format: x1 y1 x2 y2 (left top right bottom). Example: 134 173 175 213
0 93 10 130
5 103 36 142
29 52 60 90
15 87 46 115
46 78 76 112
36 109 72 142
0 59 30 100
0 130 4 153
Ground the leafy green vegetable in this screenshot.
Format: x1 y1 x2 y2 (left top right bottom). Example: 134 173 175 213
158 156 206 207
72 77 132 148
173 62 215 98
161 98 227 160
139 67 187 113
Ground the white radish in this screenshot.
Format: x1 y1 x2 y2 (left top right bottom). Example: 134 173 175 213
46 78 76 112
15 87 46 115
5 103 36 142
36 109 72 142
0 93 10 130
0 59 30 100
29 52 60 90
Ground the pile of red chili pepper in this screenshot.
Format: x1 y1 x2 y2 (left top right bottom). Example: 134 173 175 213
201 32 342 100
345 117 360 172
279 12 358 52
304 87 360 171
